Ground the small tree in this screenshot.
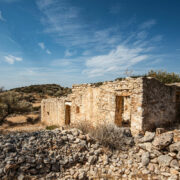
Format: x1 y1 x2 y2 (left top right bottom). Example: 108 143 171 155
0 87 4 93
0 91 32 124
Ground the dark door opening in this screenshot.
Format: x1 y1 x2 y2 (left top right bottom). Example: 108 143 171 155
115 96 124 126
176 92 180 121
65 105 71 125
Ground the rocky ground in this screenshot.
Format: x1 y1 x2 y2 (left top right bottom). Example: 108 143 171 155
0 128 180 180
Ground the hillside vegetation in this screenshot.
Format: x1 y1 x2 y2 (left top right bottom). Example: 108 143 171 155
0 84 71 125
11 84 72 97
115 70 180 84
147 70 180 84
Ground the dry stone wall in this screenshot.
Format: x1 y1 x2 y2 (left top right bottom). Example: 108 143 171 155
41 98 66 126
41 77 178 136
70 77 144 135
70 86 116 127
142 78 177 131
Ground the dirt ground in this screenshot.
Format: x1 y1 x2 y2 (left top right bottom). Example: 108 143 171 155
0 114 45 134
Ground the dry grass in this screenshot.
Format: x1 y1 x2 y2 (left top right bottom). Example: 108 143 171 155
0 112 42 134
0 122 45 134
74 122 134 151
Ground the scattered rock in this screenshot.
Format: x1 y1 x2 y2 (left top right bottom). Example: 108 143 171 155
0 129 179 179
169 142 180 152
157 155 173 167
88 155 97 165
139 131 155 143
141 152 150 166
170 159 179 169
152 132 173 150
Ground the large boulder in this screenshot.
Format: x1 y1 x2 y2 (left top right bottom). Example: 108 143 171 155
152 132 173 150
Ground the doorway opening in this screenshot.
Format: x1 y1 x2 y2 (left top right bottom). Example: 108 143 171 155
176 91 180 120
115 96 124 126
65 105 71 125
115 96 131 127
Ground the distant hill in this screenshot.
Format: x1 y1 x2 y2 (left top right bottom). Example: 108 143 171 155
0 84 72 125
10 84 72 97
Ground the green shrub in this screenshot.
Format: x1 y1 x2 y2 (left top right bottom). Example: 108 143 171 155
0 87 4 93
33 106 41 112
27 116 40 124
147 70 180 84
115 70 180 84
91 82 103 87
0 91 32 124
46 125 59 130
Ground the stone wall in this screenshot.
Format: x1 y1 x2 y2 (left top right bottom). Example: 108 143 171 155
142 78 177 131
41 78 144 135
41 77 179 136
64 77 144 135
41 98 66 126
99 78 144 135
69 86 116 127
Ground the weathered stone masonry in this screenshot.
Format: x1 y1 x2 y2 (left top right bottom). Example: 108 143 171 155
41 77 180 135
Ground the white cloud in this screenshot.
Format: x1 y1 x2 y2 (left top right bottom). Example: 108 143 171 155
0 11 5 21
36 0 121 50
84 45 148 77
4 55 22 64
139 19 156 29
46 49 51 54
38 42 45 50
65 49 76 57
38 42 52 54
36 1 163 78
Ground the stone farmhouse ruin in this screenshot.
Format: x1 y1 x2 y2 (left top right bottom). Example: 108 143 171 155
41 77 180 135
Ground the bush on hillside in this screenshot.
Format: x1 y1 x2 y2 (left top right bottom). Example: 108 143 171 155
147 70 180 84
115 70 180 84
0 87 4 93
0 91 32 124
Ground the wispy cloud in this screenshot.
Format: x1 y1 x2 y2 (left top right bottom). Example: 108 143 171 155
0 11 5 21
36 0 121 51
83 19 164 77
139 19 156 29
84 45 148 77
38 42 45 50
151 35 163 42
46 49 51 54
36 0 163 78
38 42 51 54
65 49 76 57
4 55 22 64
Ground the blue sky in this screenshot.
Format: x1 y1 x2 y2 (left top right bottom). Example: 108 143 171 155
0 0 180 89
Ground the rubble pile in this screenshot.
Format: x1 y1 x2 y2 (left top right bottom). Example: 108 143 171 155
0 128 180 179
